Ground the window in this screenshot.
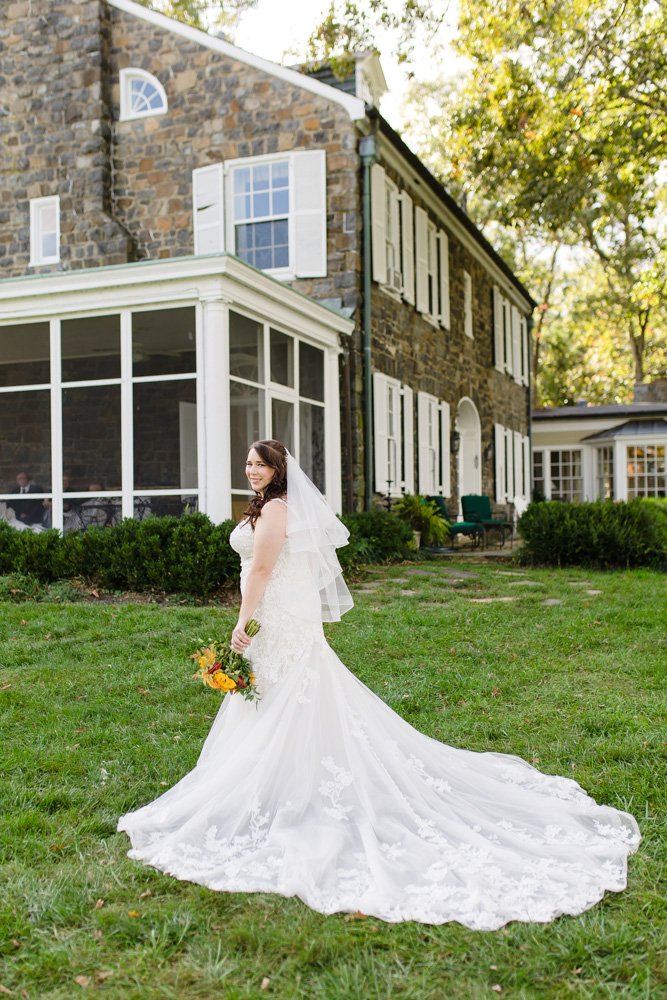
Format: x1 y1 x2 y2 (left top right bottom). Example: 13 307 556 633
30 196 59 266
373 372 401 496
417 392 439 495
464 271 473 338
627 444 666 499
596 446 614 499
426 221 439 321
228 311 327 514
533 449 545 500
384 178 401 292
120 68 168 121
493 286 529 384
233 160 290 271
549 449 583 501
371 164 402 294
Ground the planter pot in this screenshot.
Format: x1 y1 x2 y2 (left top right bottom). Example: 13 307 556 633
411 530 421 550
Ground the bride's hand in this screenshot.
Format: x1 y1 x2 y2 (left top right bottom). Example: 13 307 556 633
231 623 252 653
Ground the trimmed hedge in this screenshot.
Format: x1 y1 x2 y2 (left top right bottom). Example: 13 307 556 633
517 499 667 569
0 509 411 597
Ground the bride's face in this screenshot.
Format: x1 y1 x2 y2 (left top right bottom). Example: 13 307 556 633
246 448 275 494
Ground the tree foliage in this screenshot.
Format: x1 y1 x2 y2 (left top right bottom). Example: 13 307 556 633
407 0 666 399
134 0 257 33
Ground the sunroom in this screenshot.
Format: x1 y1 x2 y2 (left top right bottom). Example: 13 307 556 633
0 255 351 532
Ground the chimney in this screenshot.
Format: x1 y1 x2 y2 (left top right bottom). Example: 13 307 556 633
633 379 667 403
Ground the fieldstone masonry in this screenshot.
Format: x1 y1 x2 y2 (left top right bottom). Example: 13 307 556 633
0 0 531 511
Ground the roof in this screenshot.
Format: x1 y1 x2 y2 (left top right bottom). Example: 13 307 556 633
373 112 537 309
533 402 667 420
582 418 667 441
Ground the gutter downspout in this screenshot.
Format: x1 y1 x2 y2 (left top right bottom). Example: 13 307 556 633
360 132 377 511
527 314 534 501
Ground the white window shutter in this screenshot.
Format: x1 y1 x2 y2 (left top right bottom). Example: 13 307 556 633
417 391 430 494
402 384 414 492
415 206 429 314
521 316 529 386
373 371 389 494
193 164 225 254
400 191 415 305
438 230 450 329
293 150 327 277
505 427 514 502
493 286 504 373
439 401 451 498
503 299 512 375
371 163 387 284
511 306 521 383
464 271 473 338
494 423 506 503
513 430 523 500
523 435 531 499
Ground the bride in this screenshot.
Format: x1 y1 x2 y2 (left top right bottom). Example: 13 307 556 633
118 439 640 929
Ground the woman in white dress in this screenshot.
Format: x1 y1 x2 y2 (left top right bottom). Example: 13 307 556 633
118 440 641 929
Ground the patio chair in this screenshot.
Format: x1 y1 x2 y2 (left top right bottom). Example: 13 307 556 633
426 496 485 548
461 494 514 548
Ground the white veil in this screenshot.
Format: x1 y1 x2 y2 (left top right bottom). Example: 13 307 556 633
285 452 353 622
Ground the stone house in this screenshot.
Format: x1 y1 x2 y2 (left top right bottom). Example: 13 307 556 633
532 381 667 502
0 0 535 531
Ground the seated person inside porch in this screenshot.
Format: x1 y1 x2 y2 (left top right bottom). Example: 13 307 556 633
80 481 120 529
10 471 45 526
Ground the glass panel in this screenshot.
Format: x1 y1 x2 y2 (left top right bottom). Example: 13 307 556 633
299 401 325 493
270 329 294 387
42 232 58 259
134 380 197 489
230 381 264 489
61 315 120 382
132 494 198 521
0 322 50 387
271 397 294 452
299 342 325 401
132 307 196 376
62 385 121 492
0 389 51 525
61 495 122 533
229 311 264 382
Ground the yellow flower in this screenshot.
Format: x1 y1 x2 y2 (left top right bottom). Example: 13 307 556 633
212 672 236 692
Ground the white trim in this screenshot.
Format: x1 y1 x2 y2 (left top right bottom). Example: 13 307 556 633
120 310 134 520
119 67 168 122
108 0 366 121
29 196 60 266
400 191 415 306
463 270 473 339
439 400 451 497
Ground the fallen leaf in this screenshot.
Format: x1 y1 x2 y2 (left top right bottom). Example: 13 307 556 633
260 978 270 991
492 987 502 994
75 726 88 734
20 619 27 626
95 972 114 983
10 940 20 949
49 844 65 853
74 976 91 988
92 930 103 941
0 684 11 692
160 781 168 787
344 911 367 921
127 910 141 918
139 889 152 899
489 964 498 970
491 687 501 697
0 986 14 996
573 968 583 975
94 899 105 909
43 633 52 640
137 687 150 696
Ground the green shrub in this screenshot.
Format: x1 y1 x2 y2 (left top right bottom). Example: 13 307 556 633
339 510 413 569
517 499 667 568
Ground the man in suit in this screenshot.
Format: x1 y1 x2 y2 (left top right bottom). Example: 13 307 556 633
10 471 45 526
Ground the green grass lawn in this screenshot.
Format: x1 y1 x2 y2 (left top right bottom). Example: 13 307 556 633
1 561 666 999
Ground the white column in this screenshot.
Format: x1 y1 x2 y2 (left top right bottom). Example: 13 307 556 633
120 310 134 521
200 293 232 522
49 318 63 531
325 343 343 513
613 439 626 500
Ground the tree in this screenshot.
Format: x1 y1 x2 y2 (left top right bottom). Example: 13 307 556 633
406 0 666 397
134 0 257 34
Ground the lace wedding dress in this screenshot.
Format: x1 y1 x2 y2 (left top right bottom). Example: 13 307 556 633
118 518 641 929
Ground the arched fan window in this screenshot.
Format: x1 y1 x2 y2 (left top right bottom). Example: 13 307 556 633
120 68 168 121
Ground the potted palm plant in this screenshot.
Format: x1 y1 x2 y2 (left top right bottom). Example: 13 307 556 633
395 495 449 549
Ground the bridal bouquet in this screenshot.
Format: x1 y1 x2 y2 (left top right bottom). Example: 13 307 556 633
191 619 261 702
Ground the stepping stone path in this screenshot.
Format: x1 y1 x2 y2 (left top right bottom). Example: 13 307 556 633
541 598 562 606
404 569 438 576
494 571 527 577
507 580 543 587
439 568 479 579
400 589 418 596
468 596 516 603
567 581 594 587
586 589 602 596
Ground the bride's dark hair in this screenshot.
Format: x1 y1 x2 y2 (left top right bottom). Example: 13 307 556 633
243 439 288 528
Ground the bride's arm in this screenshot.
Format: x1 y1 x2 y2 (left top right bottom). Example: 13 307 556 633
231 499 287 651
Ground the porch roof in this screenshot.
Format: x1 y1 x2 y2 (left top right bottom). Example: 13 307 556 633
582 419 667 442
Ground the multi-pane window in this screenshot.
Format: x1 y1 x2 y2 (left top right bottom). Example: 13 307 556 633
596 446 614 499
533 449 545 500
30 196 59 266
232 161 290 271
627 444 666 499
384 179 401 291
120 69 168 120
229 310 326 518
549 449 583 501
426 220 439 321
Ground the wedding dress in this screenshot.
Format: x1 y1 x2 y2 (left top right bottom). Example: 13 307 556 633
118 517 641 929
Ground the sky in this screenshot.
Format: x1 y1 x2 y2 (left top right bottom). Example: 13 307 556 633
232 0 463 141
